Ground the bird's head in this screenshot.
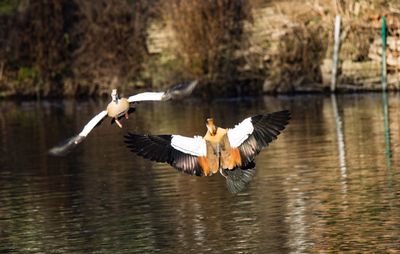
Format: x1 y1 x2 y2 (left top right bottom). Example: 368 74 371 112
111 89 119 102
206 118 217 136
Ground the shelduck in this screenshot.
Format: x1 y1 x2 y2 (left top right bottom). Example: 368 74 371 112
49 80 198 156
125 110 290 193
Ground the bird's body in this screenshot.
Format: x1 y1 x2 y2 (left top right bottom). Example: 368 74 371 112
125 110 290 193
107 97 130 118
49 80 198 156
106 90 131 128
198 125 242 176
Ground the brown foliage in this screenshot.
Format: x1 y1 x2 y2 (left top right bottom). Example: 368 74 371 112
268 25 326 92
1 0 152 97
261 1 328 92
4 0 67 96
68 0 152 96
160 0 253 96
1 0 398 97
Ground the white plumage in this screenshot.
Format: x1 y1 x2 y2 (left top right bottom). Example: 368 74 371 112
170 117 255 156
49 80 198 156
171 135 207 156
125 110 290 194
227 117 254 148
79 110 108 137
128 92 165 103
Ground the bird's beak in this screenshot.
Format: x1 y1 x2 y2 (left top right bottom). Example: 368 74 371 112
206 118 217 136
111 89 118 102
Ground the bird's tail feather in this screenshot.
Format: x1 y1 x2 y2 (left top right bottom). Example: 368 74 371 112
222 164 256 194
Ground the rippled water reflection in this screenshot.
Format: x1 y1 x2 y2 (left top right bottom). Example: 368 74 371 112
1 94 400 253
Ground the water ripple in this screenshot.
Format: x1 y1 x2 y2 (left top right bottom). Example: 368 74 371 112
1 94 400 253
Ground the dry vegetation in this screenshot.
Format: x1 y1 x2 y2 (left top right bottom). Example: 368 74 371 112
251 0 400 91
261 1 329 92
0 0 399 97
68 0 152 96
158 0 253 96
2 0 67 96
0 0 152 97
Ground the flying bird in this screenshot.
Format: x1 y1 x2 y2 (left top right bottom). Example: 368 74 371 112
125 110 290 193
49 80 198 156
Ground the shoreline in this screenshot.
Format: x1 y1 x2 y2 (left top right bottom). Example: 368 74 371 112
1 85 399 101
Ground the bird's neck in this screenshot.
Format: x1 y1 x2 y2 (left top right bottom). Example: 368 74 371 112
209 128 217 136
205 127 228 142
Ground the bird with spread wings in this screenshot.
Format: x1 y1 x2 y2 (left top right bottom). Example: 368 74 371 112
49 80 198 156
125 110 290 193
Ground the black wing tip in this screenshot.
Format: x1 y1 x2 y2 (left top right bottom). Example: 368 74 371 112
268 110 291 125
167 79 198 92
48 149 68 157
124 132 134 138
253 109 291 119
124 133 172 144
124 132 135 143
48 135 85 157
251 110 291 128
124 132 144 140
162 80 198 101
272 109 291 119
275 110 291 125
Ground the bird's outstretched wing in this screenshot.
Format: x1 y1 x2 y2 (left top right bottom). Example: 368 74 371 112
49 80 198 156
227 110 291 166
127 80 198 103
127 92 165 103
125 133 208 176
48 110 108 156
162 80 198 101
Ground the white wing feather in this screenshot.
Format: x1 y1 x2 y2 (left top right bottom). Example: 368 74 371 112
227 117 254 148
128 92 165 103
78 110 108 137
171 135 207 156
49 110 108 156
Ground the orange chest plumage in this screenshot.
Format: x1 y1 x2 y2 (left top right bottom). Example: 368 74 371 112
125 110 291 193
198 127 242 176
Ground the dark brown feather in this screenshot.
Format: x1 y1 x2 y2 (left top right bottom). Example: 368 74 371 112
239 110 290 166
223 161 256 194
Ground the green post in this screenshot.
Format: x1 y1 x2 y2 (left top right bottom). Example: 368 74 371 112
381 16 387 91
381 16 390 167
382 92 391 169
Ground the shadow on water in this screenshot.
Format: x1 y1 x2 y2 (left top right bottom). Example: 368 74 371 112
0 94 400 253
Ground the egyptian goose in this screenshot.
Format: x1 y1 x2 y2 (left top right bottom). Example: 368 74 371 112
125 110 290 193
49 80 198 156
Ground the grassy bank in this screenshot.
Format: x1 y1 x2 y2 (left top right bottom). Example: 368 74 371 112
0 0 399 98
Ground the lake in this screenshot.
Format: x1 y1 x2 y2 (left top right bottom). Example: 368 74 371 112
0 94 399 253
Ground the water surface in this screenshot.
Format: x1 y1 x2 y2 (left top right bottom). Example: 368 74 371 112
1 94 400 253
